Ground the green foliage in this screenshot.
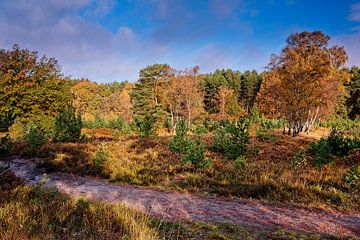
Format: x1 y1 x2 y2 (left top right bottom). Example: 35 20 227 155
136 115 157 137
321 118 360 135
256 119 280 142
346 66 360 119
92 142 109 167
0 45 71 129
130 64 170 120
53 107 82 143
308 139 333 166
202 69 263 115
169 119 210 169
344 165 360 184
24 122 48 151
234 155 247 170
182 136 211 169
211 117 251 160
240 71 263 113
308 128 360 165
0 134 13 155
169 119 191 156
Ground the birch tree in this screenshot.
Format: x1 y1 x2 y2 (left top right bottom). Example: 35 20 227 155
257 31 349 135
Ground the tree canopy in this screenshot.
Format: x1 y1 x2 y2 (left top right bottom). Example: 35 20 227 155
257 31 350 135
0 45 71 129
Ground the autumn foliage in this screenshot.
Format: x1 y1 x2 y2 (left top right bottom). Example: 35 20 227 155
257 31 350 135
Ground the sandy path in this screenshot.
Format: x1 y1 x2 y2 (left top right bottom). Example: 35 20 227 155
2 158 360 238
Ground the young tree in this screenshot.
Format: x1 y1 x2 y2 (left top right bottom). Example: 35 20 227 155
0 45 71 128
257 31 349 135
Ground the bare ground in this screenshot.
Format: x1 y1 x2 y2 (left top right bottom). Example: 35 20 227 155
2 158 359 238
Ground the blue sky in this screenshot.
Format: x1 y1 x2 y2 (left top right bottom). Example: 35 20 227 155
0 0 359 82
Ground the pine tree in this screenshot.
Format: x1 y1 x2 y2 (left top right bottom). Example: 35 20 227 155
130 64 171 122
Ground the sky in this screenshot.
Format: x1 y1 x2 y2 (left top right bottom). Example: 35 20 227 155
0 0 359 83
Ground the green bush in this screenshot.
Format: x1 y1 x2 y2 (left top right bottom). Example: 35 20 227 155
182 137 211 169
24 122 48 151
169 119 191 156
211 117 251 160
53 107 82 142
136 115 157 137
321 118 360 133
169 119 210 169
308 128 360 165
0 134 13 155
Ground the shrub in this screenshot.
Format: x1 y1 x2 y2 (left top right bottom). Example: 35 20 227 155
211 117 251 160
321 118 360 133
0 134 13 155
169 119 211 169
308 128 360 165
53 107 82 142
169 119 191 156
92 142 109 168
24 122 48 151
136 115 157 137
182 136 211 169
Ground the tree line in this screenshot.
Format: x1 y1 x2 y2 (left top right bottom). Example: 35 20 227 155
0 31 359 136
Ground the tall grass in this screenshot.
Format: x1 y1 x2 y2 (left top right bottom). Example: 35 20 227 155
0 167 157 240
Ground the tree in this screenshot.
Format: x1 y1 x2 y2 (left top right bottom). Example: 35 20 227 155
166 66 205 130
257 31 349 135
240 70 263 113
53 106 82 142
130 64 171 123
0 45 71 129
202 69 241 114
346 66 360 119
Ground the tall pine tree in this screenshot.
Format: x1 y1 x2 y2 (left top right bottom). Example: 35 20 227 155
130 64 171 122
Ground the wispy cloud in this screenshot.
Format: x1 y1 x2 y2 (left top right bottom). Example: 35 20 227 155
349 2 360 22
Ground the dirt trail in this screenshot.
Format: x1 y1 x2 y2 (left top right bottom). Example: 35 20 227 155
2 158 360 238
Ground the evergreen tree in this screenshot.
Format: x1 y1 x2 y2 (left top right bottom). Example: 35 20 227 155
347 66 360 119
202 69 241 113
240 70 263 113
130 64 171 122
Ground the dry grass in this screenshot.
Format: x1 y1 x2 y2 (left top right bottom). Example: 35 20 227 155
0 168 342 240
0 167 158 240
19 128 360 213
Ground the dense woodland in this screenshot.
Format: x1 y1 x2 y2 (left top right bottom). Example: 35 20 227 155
0 31 360 239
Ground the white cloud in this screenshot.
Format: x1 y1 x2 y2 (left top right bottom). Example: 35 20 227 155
0 0 170 82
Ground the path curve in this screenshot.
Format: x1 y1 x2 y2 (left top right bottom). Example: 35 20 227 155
2 158 360 238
